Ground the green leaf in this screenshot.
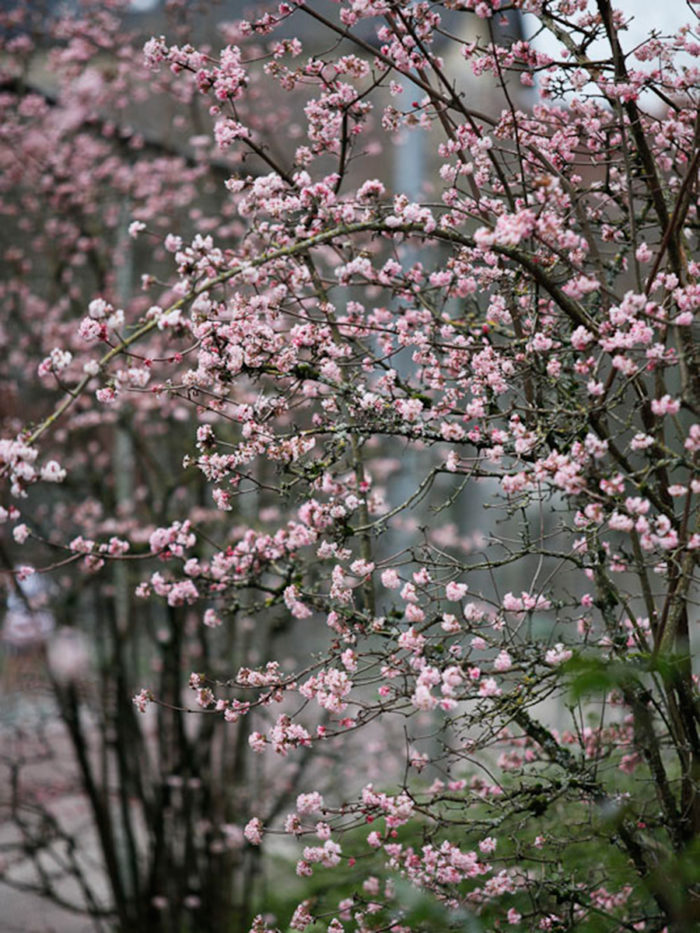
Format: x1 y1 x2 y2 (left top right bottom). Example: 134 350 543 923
563 654 642 701
389 880 483 931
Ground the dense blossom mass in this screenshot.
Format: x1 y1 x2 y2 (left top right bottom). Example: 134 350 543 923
1 0 699 931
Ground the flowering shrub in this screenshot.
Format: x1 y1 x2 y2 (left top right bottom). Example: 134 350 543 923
1 0 699 931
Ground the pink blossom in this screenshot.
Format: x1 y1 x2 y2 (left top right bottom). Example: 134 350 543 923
619 752 641 774
651 395 680 416
395 398 424 422
166 580 199 607
493 650 512 672
412 684 438 710
88 298 109 319
357 179 386 201
289 901 314 931
445 581 468 601
398 627 425 654
244 818 264 845
3 11 695 929
382 568 401 590
545 644 573 666
350 558 374 577
571 326 594 350
143 36 167 68
132 689 152 713
297 792 324 814
441 613 461 633
635 242 652 263
284 584 313 619
203 609 222 628
12 523 30 544
503 592 551 613
478 677 501 697
248 732 267 753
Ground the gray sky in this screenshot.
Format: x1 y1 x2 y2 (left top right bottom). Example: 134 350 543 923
524 0 697 57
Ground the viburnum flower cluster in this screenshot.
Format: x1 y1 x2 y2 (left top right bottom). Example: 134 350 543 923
1 0 698 931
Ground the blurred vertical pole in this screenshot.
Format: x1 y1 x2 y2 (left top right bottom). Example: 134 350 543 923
395 76 425 208
385 74 425 560
115 201 135 642
111 201 140 909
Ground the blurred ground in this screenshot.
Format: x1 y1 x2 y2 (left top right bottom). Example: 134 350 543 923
0 888 96 933
0 654 108 933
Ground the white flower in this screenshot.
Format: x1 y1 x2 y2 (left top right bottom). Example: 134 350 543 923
41 460 66 483
545 643 572 666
